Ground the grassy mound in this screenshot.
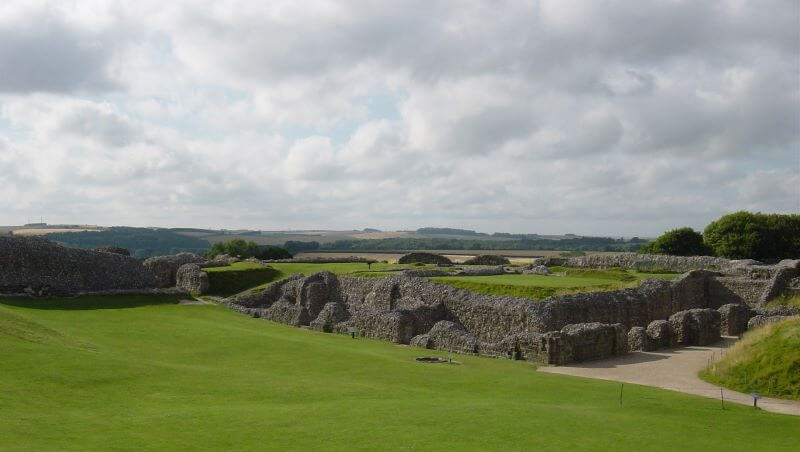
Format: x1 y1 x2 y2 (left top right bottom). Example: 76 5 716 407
0 294 797 450
398 252 452 265
0 305 86 349
204 262 282 296
432 269 678 301
701 317 800 399
463 254 510 265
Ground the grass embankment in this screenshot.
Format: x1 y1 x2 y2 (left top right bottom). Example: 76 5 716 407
204 261 422 296
0 294 797 450
432 268 679 301
204 262 282 296
767 294 800 308
701 318 800 400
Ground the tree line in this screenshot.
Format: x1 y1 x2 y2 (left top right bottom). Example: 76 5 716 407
640 211 799 260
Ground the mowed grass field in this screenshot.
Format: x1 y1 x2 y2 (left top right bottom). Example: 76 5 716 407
432 268 679 301
1 295 797 451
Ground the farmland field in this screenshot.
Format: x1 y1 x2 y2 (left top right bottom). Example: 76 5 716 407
296 250 624 264
0 294 796 451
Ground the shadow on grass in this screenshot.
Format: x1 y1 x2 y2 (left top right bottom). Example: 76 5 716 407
0 294 182 310
206 267 283 297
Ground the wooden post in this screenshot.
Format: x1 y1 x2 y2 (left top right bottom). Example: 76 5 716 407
619 383 624 405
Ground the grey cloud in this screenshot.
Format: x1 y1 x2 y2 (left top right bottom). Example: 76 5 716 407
58 105 139 147
0 22 119 93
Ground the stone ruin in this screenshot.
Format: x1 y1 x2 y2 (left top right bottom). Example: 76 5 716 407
2 235 797 365
143 253 207 288
0 236 157 296
0 236 217 296
226 258 799 365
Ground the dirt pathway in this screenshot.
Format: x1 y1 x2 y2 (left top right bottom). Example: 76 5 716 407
538 338 800 416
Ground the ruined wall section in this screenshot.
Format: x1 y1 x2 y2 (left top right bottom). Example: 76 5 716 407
560 253 731 272
223 259 799 365
0 236 156 295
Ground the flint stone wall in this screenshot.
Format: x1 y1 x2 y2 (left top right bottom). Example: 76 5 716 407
668 309 721 346
562 253 731 272
627 326 649 351
225 271 684 364
175 264 209 294
143 253 206 288
0 236 156 295
718 304 754 336
223 257 799 364
748 315 799 330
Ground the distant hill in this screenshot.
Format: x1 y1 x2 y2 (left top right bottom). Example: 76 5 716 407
416 227 488 237
47 227 210 258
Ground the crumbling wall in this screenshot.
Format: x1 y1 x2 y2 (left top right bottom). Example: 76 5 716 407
718 303 754 336
668 309 721 346
176 264 209 294
222 257 800 364
760 261 800 303
143 253 206 288
0 236 156 295
563 253 731 272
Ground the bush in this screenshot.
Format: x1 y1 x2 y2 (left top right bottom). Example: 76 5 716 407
703 212 800 260
208 239 256 259
463 255 510 265
398 252 452 265
256 246 293 260
639 227 712 256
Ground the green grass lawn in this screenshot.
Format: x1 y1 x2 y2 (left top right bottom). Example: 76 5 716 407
0 295 797 451
701 317 800 400
432 269 679 301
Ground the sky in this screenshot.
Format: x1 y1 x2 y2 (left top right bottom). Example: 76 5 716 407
0 0 798 236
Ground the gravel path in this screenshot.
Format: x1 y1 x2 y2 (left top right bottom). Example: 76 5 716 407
538 338 800 416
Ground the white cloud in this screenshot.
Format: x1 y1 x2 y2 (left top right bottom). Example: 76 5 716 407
0 0 797 235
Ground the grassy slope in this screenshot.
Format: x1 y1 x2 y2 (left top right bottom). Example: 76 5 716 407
204 262 282 296
767 294 800 308
207 262 420 295
701 318 800 400
0 295 797 451
432 269 678 301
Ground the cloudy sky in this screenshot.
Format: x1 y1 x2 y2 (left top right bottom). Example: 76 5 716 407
0 0 797 236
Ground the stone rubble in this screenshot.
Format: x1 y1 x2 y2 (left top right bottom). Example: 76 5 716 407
143 253 206 288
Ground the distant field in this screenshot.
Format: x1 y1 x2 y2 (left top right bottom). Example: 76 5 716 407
297 250 623 264
11 228 104 236
0 294 796 450
188 230 578 246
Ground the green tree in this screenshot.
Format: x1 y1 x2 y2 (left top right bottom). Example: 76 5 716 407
207 239 260 259
639 227 712 256
703 211 800 260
